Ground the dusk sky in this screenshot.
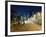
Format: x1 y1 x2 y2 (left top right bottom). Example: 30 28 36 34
11 5 42 16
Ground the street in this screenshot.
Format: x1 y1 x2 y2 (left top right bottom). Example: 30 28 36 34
11 22 42 32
